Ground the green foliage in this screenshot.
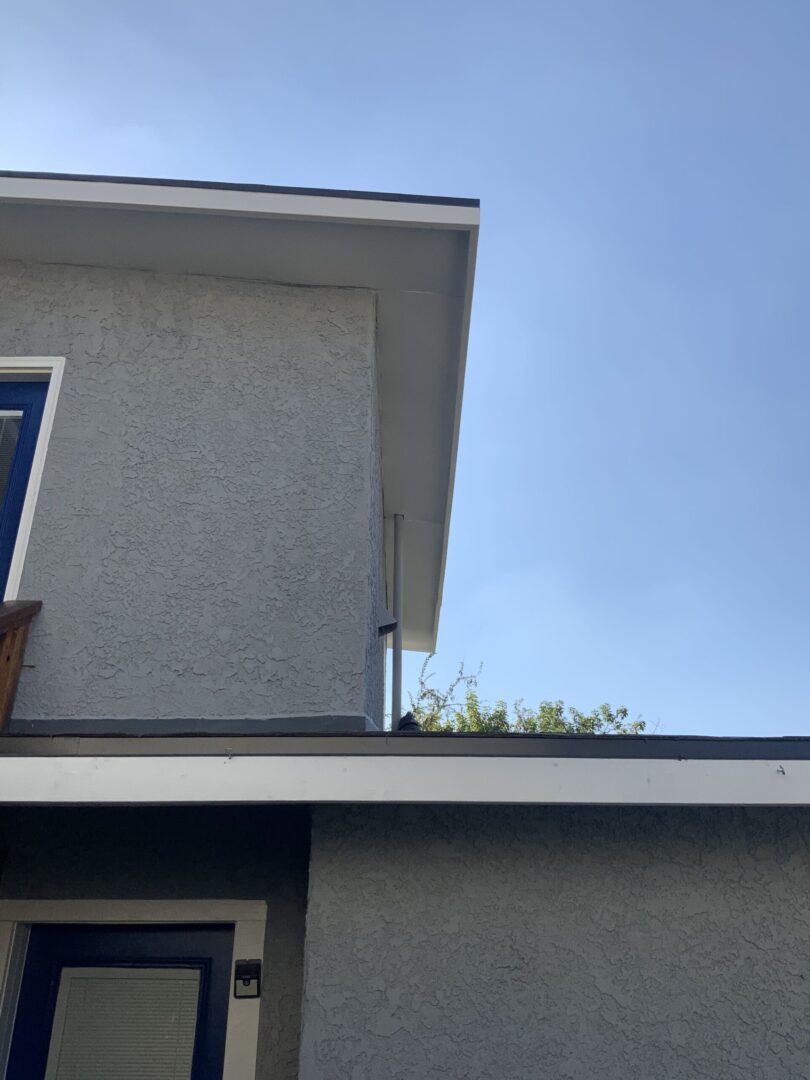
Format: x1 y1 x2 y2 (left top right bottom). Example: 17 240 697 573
410 657 644 735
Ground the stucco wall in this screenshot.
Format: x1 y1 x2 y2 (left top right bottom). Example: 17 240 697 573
0 805 310 1080
301 805 810 1080
0 260 383 728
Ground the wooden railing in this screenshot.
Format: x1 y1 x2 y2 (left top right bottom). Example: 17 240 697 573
0 601 41 730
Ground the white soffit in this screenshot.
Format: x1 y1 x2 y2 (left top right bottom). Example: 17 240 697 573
0 172 480 651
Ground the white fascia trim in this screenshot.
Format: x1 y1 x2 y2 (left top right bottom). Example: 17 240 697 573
0 899 266 1080
1 358 64 601
0 754 807 805
0 175 480 231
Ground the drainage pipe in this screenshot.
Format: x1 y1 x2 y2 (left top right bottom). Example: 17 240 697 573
391 514 404 731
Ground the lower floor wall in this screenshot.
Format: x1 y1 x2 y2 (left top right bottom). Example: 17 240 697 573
4 803 810 1079
300 805 810 1080
0 805 310 1080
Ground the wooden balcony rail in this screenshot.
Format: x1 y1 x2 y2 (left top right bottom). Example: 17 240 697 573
0 601 42 731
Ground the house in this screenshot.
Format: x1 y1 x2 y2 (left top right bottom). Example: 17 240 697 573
0 172 807 1080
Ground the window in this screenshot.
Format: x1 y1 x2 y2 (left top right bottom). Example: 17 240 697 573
0 360 64 599
0 383 47 594
45 966 203 1080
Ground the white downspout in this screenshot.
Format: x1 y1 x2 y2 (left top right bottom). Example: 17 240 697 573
391 513 404 731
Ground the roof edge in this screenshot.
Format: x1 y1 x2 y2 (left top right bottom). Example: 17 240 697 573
1 731 809 761
0 170 479 209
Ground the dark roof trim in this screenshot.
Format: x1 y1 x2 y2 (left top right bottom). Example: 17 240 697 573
1 731 809 760
5 715 374 737
0 171 480 209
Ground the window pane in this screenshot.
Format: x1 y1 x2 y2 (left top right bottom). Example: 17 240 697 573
0 412 22 507
44 967 201 1080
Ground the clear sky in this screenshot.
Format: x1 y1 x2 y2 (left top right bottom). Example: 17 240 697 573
5 1 810 735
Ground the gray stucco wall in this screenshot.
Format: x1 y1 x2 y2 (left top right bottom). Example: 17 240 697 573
301 805 810 1080
0 260 384 728
0 805 310 1080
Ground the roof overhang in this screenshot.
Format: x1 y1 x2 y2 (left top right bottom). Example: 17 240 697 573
0 172 480 650
0 734 808 805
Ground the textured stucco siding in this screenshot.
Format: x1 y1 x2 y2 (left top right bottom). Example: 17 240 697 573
301 805 810 1080
0 260 378 725
0 805 310 1080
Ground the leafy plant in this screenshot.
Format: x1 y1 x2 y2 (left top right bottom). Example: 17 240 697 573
409 656 644 735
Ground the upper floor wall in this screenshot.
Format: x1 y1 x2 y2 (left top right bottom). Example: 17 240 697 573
0 259 385 731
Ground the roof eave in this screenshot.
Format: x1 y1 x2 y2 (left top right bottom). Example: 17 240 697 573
0 171 479 229
0 172 480 650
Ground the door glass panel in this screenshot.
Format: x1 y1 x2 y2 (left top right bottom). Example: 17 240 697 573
44 967 201 1080
0 411 23 506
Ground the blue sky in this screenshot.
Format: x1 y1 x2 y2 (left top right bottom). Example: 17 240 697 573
6 1 810 735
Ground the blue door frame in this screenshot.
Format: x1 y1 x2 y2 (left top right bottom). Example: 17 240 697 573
6 923 235 1080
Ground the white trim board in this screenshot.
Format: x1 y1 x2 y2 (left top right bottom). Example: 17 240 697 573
0 899 266 1080
0 358 64 601
0 753 808 805
0 175 479 230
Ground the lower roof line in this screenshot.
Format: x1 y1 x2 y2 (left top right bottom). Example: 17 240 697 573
0 753 806 806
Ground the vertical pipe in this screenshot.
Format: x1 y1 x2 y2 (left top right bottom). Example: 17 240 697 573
391 513 404 732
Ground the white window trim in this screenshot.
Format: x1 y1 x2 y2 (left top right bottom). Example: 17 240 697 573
0 899 266 1080
0 357 65 601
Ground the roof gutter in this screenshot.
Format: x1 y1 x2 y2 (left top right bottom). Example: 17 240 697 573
0 172 479 229
0 752 805 806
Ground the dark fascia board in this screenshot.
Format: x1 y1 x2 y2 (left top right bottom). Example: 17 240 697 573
1 731 810 760
5 715 375 737
0 170 480 209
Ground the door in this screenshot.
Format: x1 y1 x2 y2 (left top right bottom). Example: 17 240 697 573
0 380 48 594
6 923 234 1080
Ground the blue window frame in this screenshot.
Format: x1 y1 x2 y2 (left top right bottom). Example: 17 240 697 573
0 381 48 595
